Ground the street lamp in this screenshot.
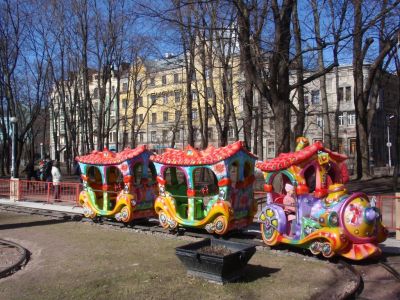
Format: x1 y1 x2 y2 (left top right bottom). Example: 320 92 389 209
10 116 18 178
386 114 395 168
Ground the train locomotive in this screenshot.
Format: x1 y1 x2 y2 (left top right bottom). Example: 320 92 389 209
256 138 388 260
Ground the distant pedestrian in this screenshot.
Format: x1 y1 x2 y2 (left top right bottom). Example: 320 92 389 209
23 160 37 191
41 160 53 182
23 161 36 181
51 162 62 201
73 161 82 182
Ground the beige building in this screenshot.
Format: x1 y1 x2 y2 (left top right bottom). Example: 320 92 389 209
50 62 398 175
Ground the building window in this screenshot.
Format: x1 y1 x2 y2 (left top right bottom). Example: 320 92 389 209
207 128 213 139
338 138 344 153
163 93 168 104
123 131 129 142
149 77 155 86
338 87 344 101
269 118 275 130
175 91 181 103
93 88 99 99
205 68 211 79
206 87 213 99
138 114 144 124
304 94 309 105
93 101 99 113
267 141 275 156
348 112 356 126
345 86 351 101
162 75 167 85
122 83 128 92
137 96 143 107
228 126 234 138
191 72 196 81
175 111 181 122
192 109 198 120
311 90 320 104
174 73 179 84
338 113 345 126
176 130 181 141
163 111 169 122
122 98 128 109
349 138 356 156
152 113 157 124
192 90 198 100
151 131 157 142
139 132 144 142
162 130 168 141
109 131 116 143
317 116 323 128
151 94 157 104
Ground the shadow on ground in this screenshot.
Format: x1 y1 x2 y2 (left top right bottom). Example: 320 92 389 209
240 264 280 283
0 219 70 230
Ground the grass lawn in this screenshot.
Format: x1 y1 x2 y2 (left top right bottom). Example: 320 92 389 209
0 212 352 299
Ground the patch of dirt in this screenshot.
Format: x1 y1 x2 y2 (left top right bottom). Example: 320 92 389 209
197 245 233 256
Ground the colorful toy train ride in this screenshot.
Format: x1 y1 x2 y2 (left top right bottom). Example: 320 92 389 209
151 142 258 235
257 139 388 260
75 139 388 260
76 146 157 222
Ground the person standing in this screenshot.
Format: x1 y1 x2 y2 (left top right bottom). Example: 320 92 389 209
51 162 62 201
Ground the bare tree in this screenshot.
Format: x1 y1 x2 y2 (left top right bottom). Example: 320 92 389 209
352 0 399 179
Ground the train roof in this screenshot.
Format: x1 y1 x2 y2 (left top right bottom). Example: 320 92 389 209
75 145 149 166
256 141 347 172
150 141 257 166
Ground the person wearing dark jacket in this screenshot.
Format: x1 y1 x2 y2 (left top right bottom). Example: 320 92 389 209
24 161 36 181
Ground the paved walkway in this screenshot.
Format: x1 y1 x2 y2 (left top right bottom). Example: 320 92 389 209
0 198 83 214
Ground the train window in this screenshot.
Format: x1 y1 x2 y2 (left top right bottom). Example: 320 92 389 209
243 161 253 178
229 161 239 186
327 164 339 185
304 166 316 193
132 163 143 185
106 166 123 187
87 166 102 187
271 173 291 194
193 167 219 196
164 167 187 198
147 162 157 184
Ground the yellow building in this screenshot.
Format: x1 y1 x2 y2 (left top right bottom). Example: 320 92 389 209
119 54 244 152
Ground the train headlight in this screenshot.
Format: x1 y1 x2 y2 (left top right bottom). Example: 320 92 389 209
328 212 339 227
364 207 378 224
218 189 225 200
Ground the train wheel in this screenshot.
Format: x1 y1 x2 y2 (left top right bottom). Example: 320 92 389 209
120 206 132 223
309 241 322 255
83 203 96 219
260 208 280 246
260 223 279 246
321 242 334 258
158 211 170 229
213 216 228 235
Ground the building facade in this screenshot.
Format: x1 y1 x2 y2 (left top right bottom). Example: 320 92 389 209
50 62 399 174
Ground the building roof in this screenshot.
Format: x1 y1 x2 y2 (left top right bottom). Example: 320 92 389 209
76 145 149 165
256 141 347 172
150 141 257 166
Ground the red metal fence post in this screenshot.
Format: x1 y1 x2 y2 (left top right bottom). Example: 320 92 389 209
396 193 400 240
